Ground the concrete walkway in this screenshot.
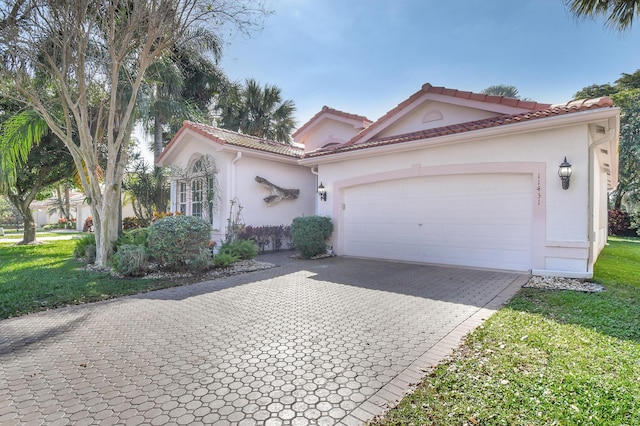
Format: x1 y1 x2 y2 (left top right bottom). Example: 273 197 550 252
0 253 528 425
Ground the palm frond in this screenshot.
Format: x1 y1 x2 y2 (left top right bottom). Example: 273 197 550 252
0 109 48 185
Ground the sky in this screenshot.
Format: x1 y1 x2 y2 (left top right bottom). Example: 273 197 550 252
217 0 640 128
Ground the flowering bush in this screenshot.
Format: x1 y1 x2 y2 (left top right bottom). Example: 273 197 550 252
83 216 93 232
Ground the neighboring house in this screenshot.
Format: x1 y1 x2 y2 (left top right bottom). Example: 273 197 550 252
31 190 135 231
159 83 619 278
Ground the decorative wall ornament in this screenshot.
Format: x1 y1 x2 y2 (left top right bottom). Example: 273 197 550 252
255 176 300 206
422 110 443 123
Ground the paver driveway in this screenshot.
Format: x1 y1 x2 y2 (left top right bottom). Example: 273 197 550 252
0 253 528 425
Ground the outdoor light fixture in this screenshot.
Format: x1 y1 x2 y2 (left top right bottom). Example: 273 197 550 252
558 157 572 190
318 182 327 201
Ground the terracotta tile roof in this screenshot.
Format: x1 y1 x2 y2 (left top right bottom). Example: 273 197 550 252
303 97 614 158
181 121 304 158
292 106 372 139
341 83 553 148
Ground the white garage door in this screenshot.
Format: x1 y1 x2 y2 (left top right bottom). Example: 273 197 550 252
342 173 533 271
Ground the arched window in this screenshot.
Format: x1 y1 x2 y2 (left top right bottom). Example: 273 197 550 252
174 155 219 227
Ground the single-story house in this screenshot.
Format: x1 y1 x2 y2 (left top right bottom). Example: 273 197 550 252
30 189 136 231
158 83 619 278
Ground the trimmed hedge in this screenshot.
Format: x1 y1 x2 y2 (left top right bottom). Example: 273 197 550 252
147 215 211 271
290 216 333 259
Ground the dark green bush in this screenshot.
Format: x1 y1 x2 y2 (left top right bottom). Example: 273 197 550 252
219 239 258 260
213 252 240 268
112 244 148 276
147 215 211 271
74 234 96 259
290 216 333 259
114 228 148 252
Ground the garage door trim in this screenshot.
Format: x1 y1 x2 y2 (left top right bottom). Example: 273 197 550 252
332 162 546 271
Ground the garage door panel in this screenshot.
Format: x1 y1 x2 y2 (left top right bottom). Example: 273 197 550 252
343 173 532 271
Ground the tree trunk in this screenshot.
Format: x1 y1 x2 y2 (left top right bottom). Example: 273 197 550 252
91 185 122 267
613 184 624 210
9 196 36 244
154 114 163 163
21 210 36 244
64 185 71 221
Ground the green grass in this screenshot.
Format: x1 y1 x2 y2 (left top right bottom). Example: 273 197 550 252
0 229 81 239
0 239 190 319
375 236 640 425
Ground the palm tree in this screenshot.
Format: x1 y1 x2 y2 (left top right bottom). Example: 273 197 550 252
566 0 640 31
215 78 297 144
139 28 225 162
481 85 521 98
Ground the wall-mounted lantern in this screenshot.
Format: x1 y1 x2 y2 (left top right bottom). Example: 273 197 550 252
318 182 327 201
558 157 572 190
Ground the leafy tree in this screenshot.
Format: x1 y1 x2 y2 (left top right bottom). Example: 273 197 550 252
0 106 76 243
215 78 296 143
611 89 640 210
573 83 618 99
481 84 521 98
0 0 266 266
566 0 640 30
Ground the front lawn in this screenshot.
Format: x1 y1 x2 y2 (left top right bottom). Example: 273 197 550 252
0 239 193 319
374 236 640 425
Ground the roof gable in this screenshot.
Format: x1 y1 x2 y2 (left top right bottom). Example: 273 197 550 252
292 106 372 144
342 83 552 147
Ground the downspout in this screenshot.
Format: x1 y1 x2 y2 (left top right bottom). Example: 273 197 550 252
587 129 614 276
310 166 319 214
230 152 242 201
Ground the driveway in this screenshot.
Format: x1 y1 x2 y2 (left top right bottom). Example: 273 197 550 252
0 252 528 425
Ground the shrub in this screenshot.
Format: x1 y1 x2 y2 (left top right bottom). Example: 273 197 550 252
122 216 141 230
74 234 96 259
84 244 96 264
147 215 211 271
239 225 291 252
213 252 240 268
290 216 333 259
218 239 258 260
112 244 148 276
609 209 634 236
191 248 213 272
114 228 148 252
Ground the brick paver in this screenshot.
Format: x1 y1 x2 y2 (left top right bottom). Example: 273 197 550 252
0 253 527 425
